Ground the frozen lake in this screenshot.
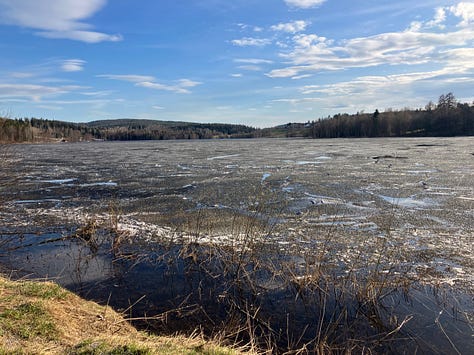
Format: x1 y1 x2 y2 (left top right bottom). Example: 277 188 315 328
1 137 473 352
2 137 473 287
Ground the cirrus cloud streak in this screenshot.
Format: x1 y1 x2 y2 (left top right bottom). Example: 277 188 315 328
99 74 202 94
284 0 326 9
0 0 121 43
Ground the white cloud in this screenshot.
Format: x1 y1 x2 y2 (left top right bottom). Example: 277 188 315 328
61 59 86 72
38 30 122 43
450 2 474 27
80 90 112 97
99 74 201 94
10 72 35 78
46 98 117 105
410 7 448 31
230 73 243 77
177 79 201 88
291 74 312 80
234 58 274 64
275 63 474 114
426 7 446 28
238 65 263 71
0 83 74 101
231 37 271 47
152 105 164 110
136 81 188 94
267 26 474 77
271 20 309 33
0 0 121 43
440 47 474 72
284 0 326 9
37 104 63 110
97 74 156 82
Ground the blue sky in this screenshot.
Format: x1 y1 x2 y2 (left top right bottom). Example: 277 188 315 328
0 0 473 127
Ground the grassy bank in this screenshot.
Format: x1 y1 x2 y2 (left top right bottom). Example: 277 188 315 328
0 276 245 355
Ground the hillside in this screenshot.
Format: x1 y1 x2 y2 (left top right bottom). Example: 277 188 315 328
0 275 244 354
0 117 256 143
260 94 474 138
87 119 256 140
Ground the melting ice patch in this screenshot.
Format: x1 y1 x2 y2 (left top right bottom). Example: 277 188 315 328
207 154 241 160
41 178 77 184
261 173 271 183
304 193 343 205
379 195 437 209
294 156 331 165
13 199 63 204
407 170 437 175
80 181 118 187
296 161 325 165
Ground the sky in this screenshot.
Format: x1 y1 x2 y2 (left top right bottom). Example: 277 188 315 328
0 0 473 128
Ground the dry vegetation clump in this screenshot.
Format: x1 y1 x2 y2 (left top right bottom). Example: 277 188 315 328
0 276 247 354
132 198 472 354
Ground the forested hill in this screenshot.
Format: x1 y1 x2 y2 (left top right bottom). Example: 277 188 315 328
86 119 256 140
0 117 256 143
1 93 473 143
262 93 474 138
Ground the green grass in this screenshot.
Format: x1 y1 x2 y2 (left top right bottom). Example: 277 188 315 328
0 302 57 340
0 276 246 354
0 348 25 355
72 340 152 355
71 339 239 355
15 280 68 300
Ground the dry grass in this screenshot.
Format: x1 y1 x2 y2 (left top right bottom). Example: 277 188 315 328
0 276 248 354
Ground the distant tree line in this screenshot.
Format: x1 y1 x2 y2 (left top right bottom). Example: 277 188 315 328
0 117 256 143
100 122 255 141
305 93 474 138
2 93 473 143
0 117 100 143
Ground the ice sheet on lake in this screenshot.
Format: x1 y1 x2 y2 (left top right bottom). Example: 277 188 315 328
314 156 332 160
2 137 473 295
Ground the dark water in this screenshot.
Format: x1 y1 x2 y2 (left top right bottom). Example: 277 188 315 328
1 231 472 354
0 138 473 353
